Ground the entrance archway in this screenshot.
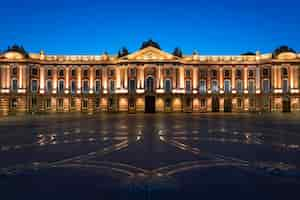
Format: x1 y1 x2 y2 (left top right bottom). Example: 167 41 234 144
145 96 155 113
212 96 219 112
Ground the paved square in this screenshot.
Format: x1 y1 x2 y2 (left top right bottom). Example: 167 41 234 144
0 113 300 199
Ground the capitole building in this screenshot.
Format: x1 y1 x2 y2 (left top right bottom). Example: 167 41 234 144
0 40 300 115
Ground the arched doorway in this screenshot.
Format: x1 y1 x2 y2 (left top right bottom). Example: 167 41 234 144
224 98 232 112
282 96 291 112
212 96 219 112
145 96 155 113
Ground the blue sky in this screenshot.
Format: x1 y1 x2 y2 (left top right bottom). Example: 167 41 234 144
1 0 299 55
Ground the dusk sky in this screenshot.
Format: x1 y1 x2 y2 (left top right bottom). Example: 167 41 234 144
1 0 299 55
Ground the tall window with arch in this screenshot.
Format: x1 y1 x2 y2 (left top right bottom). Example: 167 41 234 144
58 80 64 93
211 79 218 93
199 80 206 94
109 80 115 93
224 79 231 94
146 76 154 92
165 79 172 93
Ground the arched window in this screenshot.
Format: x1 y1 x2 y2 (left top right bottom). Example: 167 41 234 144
146 76 154 92
164 79 172 92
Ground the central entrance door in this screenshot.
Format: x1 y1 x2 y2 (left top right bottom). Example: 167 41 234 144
145 96 156 113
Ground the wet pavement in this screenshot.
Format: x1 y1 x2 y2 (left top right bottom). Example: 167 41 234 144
0 113 300 199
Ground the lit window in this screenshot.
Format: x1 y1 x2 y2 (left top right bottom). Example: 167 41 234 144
212 79 218 93
224 80 231 94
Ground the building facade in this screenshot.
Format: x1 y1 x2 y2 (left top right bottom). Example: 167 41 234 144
0 41 300 115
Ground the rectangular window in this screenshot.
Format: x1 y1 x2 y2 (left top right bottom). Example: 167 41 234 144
71 81 76 94
12 79 18 91
165 79 172 92
283 79 289 93
71 69 76 77
83 80 89 93
224 80 231 94
31 80 38 92
32 68 38 76
237 80 243 94
199 80 206 94
47 80 52 93
185 80 191 92
47 69 52 77
95 69 101 78
248 80 255 94
83 69 89 77
59 69 64 77
263 79 270 93
212 79 218 93
58 80 64 93
110 80 115 93
185 69 191 77
129 79 136 93
109 69 115 77
95 80 101 93
130 68 136 76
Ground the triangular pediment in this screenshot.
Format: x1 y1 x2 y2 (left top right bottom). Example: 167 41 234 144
124 47 176 60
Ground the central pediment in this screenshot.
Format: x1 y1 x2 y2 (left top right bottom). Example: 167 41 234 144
124 47 176 60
